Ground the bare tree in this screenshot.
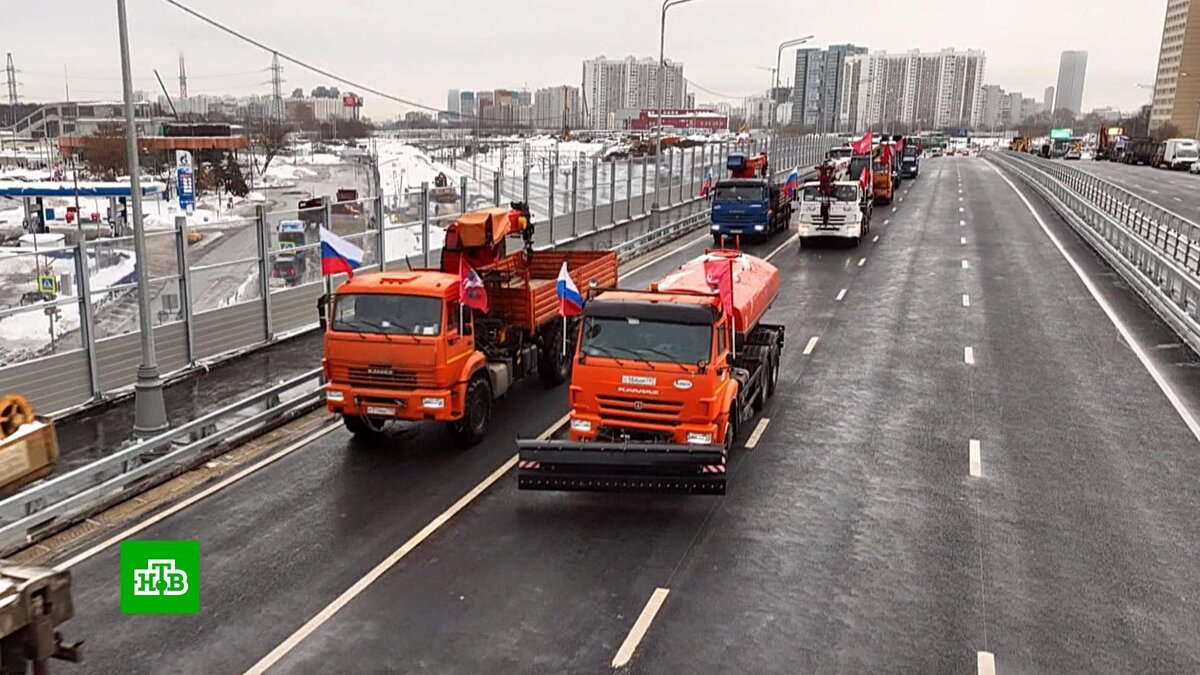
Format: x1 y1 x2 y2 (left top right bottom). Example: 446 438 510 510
84 122 128 180
249 120 292 176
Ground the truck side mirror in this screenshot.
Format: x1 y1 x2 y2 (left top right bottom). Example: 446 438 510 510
317 294 329 330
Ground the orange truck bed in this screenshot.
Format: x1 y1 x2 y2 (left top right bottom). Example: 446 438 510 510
482 250 618 332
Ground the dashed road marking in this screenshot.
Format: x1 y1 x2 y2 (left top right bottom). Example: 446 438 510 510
857 257 867 267
612 588 671 668
959 197 964 202
244 414 571 674
892 207 898 213
977 650 995 675
1174 196 1183 202
745 418 771 449
884 219 890 225
969 439 982 477
960 220 966 227
962 260 970 269
965 347 975 364
872 235 880 243
959 206 965 212
961 236 967 245
963 294 970 307
836 288 847 301
803 336 820 355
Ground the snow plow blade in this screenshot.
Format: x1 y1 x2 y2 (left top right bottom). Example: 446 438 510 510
516 439 726 495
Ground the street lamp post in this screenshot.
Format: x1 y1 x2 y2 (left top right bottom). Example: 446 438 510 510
653 0 704 227
768 36 813 167
117 0 169 436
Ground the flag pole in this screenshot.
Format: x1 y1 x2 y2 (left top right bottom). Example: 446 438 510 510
562 315 567 357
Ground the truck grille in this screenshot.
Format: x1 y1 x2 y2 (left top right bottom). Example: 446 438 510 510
338 366 427 389
597 394 683 425
718 213 755 223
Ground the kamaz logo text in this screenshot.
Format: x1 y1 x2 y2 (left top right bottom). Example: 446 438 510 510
133 559 189 596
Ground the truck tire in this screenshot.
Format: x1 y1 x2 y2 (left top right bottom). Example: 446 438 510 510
449 375 492 447
764 348 779 399
723 407 739 452
538 320 573 386
343 414 385 438
713 233 723 247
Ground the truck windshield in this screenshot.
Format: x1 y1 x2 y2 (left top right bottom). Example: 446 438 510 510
826 147 852 159
580 317 712 365
713 185 764 201
848 157 871 179
333 294 443 336
802 185 858 201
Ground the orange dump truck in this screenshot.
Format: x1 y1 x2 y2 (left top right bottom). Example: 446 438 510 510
517 249 783 494
321 203 618 445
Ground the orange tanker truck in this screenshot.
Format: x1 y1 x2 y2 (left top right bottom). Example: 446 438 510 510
321 203 618 445
516 248 782 494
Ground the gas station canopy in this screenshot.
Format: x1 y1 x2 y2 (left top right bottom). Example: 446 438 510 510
0 181 165 198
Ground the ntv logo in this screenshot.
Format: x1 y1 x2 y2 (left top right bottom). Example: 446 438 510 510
133 559 189 596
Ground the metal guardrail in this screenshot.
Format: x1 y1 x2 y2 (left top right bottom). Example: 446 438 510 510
990 151 1200 355
0 368 325 555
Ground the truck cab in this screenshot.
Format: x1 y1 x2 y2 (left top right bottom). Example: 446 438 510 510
1158 138 1199 170
851 154 893 205
708 153 793 244
272 219 309 285
797 181 871 246
901 145 921 178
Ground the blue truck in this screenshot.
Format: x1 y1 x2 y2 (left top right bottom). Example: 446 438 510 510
708 153 794 245
900 144 921 178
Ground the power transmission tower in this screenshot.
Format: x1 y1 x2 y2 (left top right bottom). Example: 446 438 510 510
5 53 18 127
269 52 284 123
178 52 188 98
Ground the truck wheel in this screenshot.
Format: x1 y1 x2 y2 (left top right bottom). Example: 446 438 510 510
343 414 385 438
712 233 723 247
449 375 492 447
723 408 739 452
765 349 780 399
538 320 573 386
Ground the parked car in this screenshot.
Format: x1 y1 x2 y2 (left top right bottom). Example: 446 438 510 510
1064 148 1082 160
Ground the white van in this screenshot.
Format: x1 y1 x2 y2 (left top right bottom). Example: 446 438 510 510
1159 138 1199 170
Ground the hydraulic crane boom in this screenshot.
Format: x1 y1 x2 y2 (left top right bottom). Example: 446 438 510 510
726 152 769 179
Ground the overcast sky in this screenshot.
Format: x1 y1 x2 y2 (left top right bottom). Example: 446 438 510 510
6 0 1167 118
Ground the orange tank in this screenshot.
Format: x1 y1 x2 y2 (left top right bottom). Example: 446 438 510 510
655 249 780 333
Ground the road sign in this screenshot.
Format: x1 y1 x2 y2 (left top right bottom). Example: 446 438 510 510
37 274 58 294
176 167 195 216
1050 128 1073 140
175 150 193 170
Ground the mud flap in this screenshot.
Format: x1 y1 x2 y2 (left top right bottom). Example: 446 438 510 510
516 439 726 495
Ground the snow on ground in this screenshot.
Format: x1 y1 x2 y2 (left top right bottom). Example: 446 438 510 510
375 139 460 197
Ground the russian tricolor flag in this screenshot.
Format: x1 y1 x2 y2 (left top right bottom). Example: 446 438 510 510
556 262 584 317
320 226 363 278
783 169 800 199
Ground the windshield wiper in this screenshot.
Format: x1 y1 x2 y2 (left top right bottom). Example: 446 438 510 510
608 345 658 371
357 318 396 341
582 344 625 366
637 345 690 367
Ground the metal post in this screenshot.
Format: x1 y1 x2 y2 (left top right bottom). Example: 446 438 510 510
74 240 101 400
376 195 386 272
460 175 468 214
493 173 501 206
626 157 633 221
571 161 579 237
547 163 557 243
256 205 273 341
610 161 618 224
175 215 196 365
522 167 531 207
591 161 599 231
323 200 335 297
118 0 168 435
420 181 430 267
641 156 648 213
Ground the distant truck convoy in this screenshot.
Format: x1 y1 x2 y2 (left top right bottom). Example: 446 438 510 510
708 153 794 245
321 203 618 445
517 248 783 495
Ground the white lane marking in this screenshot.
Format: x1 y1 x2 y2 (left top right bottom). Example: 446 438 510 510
969 439 982 477
899 197 905 202
745 418 771 449
611 588 671 668
623 232 709 277
992 163 1200 445
959 189 963 194
803 336 820 355
965 347 975 364
959 197 964 202
963 294 971 307
959 207 965 212
836 288 847 301
960 219 965 226
977 650 995 675
892 207 898 213
58 423 341 570
857 257 867 267
872 235 880 243
245 414 572 675
962 260 970 269
961 236 967 245
764 233 799 262
884 219 890 225
1174 196 1183 202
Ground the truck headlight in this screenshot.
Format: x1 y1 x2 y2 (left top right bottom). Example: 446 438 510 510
571 419 592 432
422 397 446 409
686 432 713 445
710 224 720 231
326 390 344 402
754 224 765 231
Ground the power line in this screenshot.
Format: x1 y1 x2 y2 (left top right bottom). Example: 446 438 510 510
684 78 761 102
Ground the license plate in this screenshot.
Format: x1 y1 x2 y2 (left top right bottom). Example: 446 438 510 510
366 406 395 417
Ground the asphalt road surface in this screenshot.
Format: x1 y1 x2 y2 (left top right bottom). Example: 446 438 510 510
42 156 1200 673
1069 158 1200 221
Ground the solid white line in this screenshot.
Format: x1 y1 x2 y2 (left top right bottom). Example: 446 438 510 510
857 257 867 267
962 260 970 269
57 422 341 570
969 439 982 477
872 235 880 243
963 294 971 307
960 236 967 245
611 588 671 668
764 233 799 262
803 336 819 355
622 232 709 278
836 288 847 301
745 418 770 449
965 347 975 364
991 164 1200 445
977 650 996 675
244 414 571 675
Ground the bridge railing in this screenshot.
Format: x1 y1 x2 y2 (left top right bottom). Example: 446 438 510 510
990 151 1200 355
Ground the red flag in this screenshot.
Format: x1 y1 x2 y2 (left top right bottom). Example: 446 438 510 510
851 131 874 155
858 166 871 189
459 258 489 313
703 257 735 318
896 137 905 154
880 143 893 167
